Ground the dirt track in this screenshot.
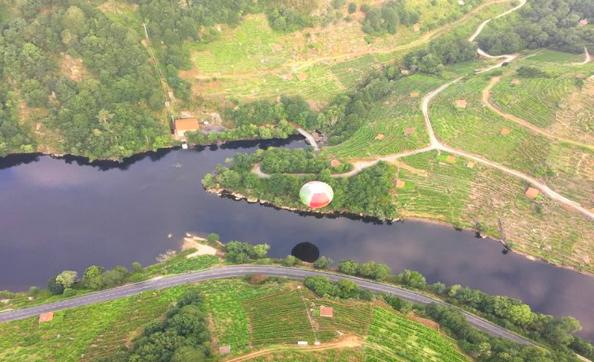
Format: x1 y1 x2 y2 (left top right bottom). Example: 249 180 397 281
224 335 363 362
482 76 594 151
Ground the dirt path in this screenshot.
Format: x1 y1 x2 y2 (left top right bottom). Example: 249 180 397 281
573 47 591 65
482 76 594 151
420 79 594 220
224 336 363 362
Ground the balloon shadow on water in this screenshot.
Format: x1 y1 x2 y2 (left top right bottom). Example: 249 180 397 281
291 242 320 263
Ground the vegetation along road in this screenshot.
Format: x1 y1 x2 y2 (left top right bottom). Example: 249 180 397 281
0 265 533 346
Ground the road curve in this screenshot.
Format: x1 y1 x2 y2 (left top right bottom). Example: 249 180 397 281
0 265 533 345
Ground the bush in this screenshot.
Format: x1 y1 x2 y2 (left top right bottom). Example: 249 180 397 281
348 3 357 13
313 256 333 269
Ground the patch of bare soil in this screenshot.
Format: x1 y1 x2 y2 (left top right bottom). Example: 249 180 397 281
61 54 86 82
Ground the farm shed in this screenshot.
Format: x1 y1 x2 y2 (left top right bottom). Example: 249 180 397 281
174 118 199 138
320 306 334 318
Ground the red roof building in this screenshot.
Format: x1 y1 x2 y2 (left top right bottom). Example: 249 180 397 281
320 306 333 318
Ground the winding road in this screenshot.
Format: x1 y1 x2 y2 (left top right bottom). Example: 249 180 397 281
0 265 533 345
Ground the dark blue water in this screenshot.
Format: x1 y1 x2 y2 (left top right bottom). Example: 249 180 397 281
0 139 592 340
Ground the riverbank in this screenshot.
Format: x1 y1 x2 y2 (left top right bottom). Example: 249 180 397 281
209 187 593 278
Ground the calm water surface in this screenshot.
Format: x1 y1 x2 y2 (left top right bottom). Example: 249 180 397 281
0 139 593 340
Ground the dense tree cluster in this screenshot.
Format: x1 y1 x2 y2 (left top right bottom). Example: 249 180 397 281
0 85 34 156
112 291 211 361
304 276 373 300
48 263 139 295
361 0 419 35
260 148 352 174
0 0 171 159
404 36 477 74
425 304 564 361
203 150 397 219
478 0 594 54
224 240 270 263
337 259 391 280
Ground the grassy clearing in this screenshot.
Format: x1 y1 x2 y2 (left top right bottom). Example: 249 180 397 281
526 49 586 64
364 307 468 362
0 286 191 362
181 0 511 104
243 289 316 346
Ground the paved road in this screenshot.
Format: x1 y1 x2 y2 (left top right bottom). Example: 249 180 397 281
0 265 532 345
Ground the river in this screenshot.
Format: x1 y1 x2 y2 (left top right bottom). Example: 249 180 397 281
0 138 592 340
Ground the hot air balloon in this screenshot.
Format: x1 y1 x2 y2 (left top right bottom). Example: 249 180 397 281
299 181 334 209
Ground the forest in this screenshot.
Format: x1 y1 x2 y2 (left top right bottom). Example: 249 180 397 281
478 0 594 54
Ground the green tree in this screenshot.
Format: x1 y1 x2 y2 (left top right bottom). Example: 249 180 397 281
56 270 78 289
313 256 332 269
338 259 359 275
82 265 104 290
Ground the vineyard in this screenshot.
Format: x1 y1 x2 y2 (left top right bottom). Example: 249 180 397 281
201 279 278 354
364 308 468 362
431 74 594 210
325 74 440 159
0 286 191 361
490 74 577 128
310 298 374 341
243 289 316 346
394 150 477 226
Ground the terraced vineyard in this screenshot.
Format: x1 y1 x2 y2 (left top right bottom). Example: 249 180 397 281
311 298 374 341
0 286 190 361
243 289 316 346
364 308 467 362
201 279 278 353
431 75 594 210
394 151 477 225
325 74 440 159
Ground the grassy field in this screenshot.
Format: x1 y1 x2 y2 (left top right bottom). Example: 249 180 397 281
180 0 514 107
364 307 467 362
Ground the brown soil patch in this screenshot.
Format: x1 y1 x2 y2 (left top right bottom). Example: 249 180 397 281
413 23 421 32
525 187 540 199
374 133 385 140
445 155 456 163
393 161 428 177
454 99 467 109
296 72 308 81
500 127 511 136
410 91 420 97
61 54 86 82
466 161 476 169
330 159 342 167
404 127 416 136
225 335 363 362
395 179 406 189
410 313 440 330
511 78 521 85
